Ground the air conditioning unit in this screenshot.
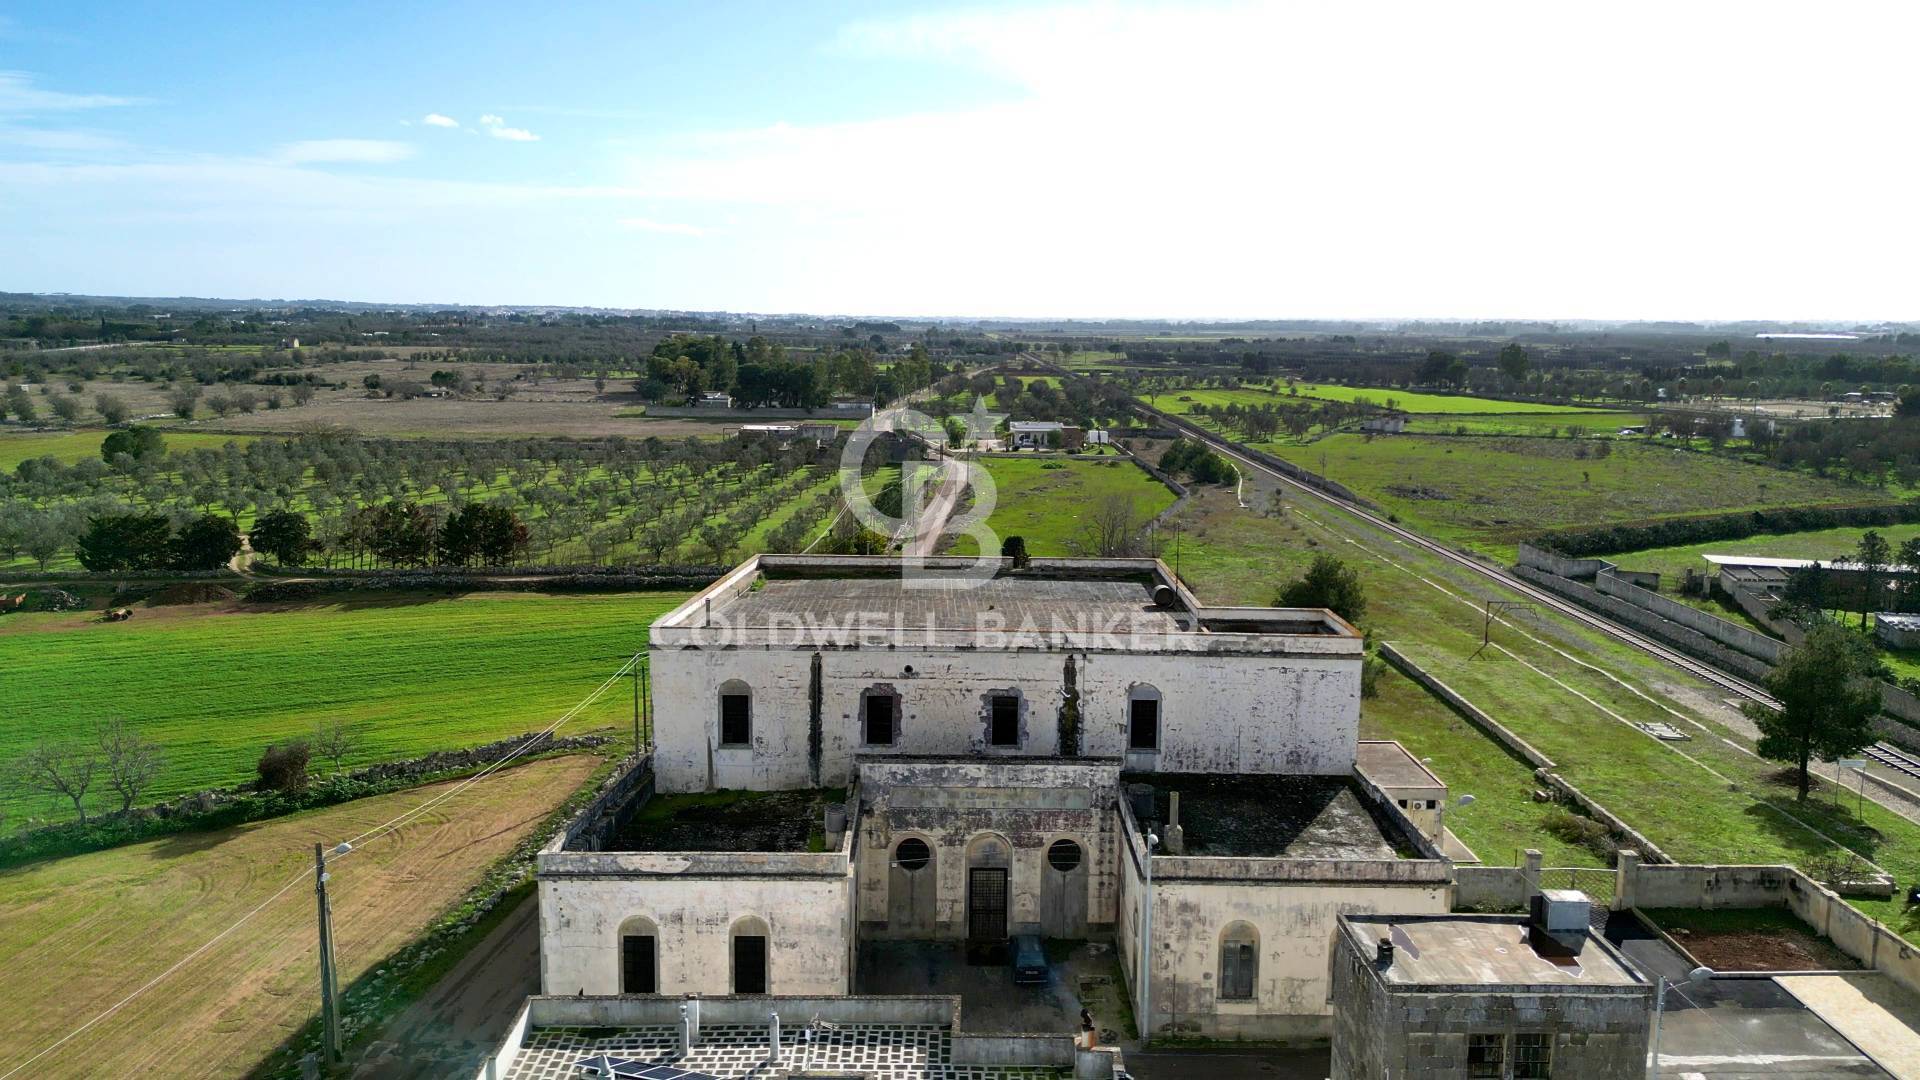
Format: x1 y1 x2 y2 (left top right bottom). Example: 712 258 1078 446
1532 888 1591 933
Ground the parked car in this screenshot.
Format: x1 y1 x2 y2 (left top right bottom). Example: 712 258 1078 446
1012 933 1049 985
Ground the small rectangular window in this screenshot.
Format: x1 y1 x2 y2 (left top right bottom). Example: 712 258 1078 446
989 694 1019 746
1128 698 1159 750
1513 1033 1552 1079
720 693 751 746
864 694 896 745
1466 1033 1505 1079
621 934 656 994
1220 940 1255 1000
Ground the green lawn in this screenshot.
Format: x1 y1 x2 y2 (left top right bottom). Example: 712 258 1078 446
1403 411 1643 436
0 591 683 829
1603 524 1920 586
1263 434 1884 561
0 429 256 470
943 455 1178 557
1142 384 1602 416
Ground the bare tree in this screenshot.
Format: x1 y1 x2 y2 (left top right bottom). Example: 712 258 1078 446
19 741 102 823
1071 494 1146 557
96 719 163 813
311 718 362 776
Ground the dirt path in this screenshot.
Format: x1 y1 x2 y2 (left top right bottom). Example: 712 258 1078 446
354 892 543 1079
0 755 599 1079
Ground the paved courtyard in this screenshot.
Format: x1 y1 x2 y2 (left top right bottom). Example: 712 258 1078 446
502 1023 1063 1079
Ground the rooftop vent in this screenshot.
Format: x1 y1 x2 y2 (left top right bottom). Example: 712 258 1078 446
1376 937 1394 967
1152 585 1177 609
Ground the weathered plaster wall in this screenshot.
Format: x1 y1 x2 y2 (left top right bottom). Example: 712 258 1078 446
1144 878 1451 1040
651 647 1360 793
538 870 853 997
1328 936 1651 1080
854 759 1121 939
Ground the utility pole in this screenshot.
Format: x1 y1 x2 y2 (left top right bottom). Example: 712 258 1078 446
632 652 642 756
314 843 342 1068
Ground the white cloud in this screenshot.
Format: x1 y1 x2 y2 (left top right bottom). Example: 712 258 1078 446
276 139 415 164
422 112 459 128
478 113 539 142
0 70 146 115
618 216 705 237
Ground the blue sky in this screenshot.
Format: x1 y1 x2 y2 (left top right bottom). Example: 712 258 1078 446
3 1 1917 319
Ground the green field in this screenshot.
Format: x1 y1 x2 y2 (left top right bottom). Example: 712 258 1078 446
1603 525 1920 586
1403 411 1642 436
0 429 256 470
1157 482 1920 916
1282 384 1598 413
943 455 1178 557
0 591 682 828
1264 434 1883 561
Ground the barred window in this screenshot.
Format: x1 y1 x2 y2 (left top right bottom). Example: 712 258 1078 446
1514 1033 1552 1079
1466 1033 1505 1079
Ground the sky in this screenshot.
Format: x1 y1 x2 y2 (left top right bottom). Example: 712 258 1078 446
1 0 1916 321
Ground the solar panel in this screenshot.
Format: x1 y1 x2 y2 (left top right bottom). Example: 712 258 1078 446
574 1056 721 1080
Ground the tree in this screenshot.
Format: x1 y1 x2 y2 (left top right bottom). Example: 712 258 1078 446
1745 623 1882 801
100 426 165 464
1071 494 1146 557
1276 554 1367 625
168 385 201 420
437 503 529 566
75 513 174 572
96 719 162 813
18 741 100 823
249 509 313 567
1901 538 1920 613
49 394 81 423
1498 343 1531 384
169 513 243 571
94 392 130 425
7 386 38 424
1855 530 1892 628
311 719 361 776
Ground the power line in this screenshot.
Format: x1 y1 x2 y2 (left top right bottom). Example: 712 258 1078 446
0 653 640 1080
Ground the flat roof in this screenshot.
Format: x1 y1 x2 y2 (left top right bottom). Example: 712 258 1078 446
1356 740 1445 792
505 1023 981 1080
1134 775 1413 859
720 574 1184 632
609 789 843 853
1344 914 1645 989
652 556 1362 655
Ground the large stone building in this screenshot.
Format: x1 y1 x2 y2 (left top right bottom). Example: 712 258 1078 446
537 554 1455 1043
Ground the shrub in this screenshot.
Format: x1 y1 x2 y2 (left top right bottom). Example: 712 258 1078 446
1541 807 1617 859
257 740 311 793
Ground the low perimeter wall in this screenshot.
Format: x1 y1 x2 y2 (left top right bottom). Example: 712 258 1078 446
1512 566 1775 682
1622 862 1913 993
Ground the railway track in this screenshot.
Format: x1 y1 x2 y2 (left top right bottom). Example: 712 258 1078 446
1867 742 1920 783
1123 398 1784 709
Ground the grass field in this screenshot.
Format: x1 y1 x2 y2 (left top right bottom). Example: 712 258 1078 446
0 753 599 1078
1602 524 1920 587
0 591 682 828
1142 383 1600 416
1402 411 1642 436
942 455 1177 557
0 429 256 470
1263 434 1883 561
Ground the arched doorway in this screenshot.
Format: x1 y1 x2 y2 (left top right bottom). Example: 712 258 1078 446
1040 837 1088 938
888 836 937 934
965 833 1012 945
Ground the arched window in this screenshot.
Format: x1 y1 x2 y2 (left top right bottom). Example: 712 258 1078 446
731 915 769 994
718 680 752 747
1128 685 1161 751
894 837 932 871
1047 838 1083 873
618 916 657 994
1219 922 1258 1001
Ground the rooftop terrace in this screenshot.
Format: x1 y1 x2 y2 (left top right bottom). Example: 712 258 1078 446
1132 775 1418 860
608 789 847 853
651 556 1360 654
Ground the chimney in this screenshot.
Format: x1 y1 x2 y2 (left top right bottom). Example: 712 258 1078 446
1376 937 1394 967
1164 791 1186 855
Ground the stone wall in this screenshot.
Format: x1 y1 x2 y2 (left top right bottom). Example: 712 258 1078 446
1593 570 1785 663
1328 926 1651 1080
650 645 1361 792
1514 543 1613 581
1512 566 1775 682
853 758 1121 939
